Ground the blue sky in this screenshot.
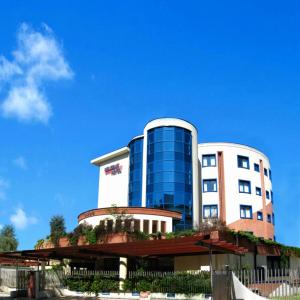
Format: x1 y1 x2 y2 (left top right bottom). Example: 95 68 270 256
0 1 299 249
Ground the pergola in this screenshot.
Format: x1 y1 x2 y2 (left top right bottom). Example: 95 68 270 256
0 230 248 264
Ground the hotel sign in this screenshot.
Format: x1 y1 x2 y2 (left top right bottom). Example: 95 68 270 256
105 163 122 175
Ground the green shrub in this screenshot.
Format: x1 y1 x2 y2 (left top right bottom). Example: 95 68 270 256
63 272 211 294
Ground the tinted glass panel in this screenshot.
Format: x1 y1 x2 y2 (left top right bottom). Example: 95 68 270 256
128 138 144 206
146 126 193 230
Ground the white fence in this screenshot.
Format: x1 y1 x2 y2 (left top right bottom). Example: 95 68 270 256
0 267 17 288
234 268 300 298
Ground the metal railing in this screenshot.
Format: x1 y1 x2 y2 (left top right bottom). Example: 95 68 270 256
127 270 211 294
44 269 211 295
234 268 300 298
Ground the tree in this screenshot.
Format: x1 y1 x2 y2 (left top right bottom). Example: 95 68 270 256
0 225 18 252
50 215 66 246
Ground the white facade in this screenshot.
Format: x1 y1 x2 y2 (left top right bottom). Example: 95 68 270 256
91 147 130 208
198 143 273 230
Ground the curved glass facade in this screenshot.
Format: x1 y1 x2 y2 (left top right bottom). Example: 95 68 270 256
146 126 193 230
128 137 144 206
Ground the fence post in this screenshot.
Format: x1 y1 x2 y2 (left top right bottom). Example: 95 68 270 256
209 244 213 299
15 261 18 291
35 261 40 299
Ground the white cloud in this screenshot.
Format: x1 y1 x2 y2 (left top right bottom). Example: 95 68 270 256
10 208 37 230
0 23 73 123
0 56 22 81
13 156 27 170
0 177 9 200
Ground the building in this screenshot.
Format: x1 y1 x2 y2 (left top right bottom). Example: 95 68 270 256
79 118 274 240
1 118 299 294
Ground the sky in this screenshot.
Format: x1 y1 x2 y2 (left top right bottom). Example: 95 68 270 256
0 1 299 250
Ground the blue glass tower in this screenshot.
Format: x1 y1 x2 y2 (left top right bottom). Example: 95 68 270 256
128 137 144 207
146 126 193 230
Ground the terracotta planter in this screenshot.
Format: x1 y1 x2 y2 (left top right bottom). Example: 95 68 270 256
43 241 54 249
59 237 70 247
77 235 87 245
106 232 129 243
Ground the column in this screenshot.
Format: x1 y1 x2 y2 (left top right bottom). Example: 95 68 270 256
119 257 127 291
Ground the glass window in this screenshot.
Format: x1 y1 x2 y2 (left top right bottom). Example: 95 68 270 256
269 169 272 180
161 221 166 233
152 220 158 233
203 205 218 219
239 180 251 194
267 214 272 223
272 213 275 225
143 220 149 234
203 179 217 192
128 138 144 207
202 154 216 167
254 163 260 172
257 212 263 221
134 220 140 231
146 126 193 230
256 187 262 196
240 205 252 219
264 168 268 177
266 190 270 199
271 191 273 202
237 155 250 169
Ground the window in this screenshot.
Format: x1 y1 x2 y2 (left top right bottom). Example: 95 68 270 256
161 221 166 233
134 219 140 231
256 187 262 196
269 169 272 180
264 168 268 177
267 214 272 223
203 205 218 219
272 213 275 225
257 212 263 221
107 220 113 232
237 155 250 169
152 220 158 233
240 205 252 219
143 220 149 234
266 190 270 199
239 180 251 194
254 163 260 172
271 191 273 202
203 179 217 192
202 154 216 167
146 126 193 230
